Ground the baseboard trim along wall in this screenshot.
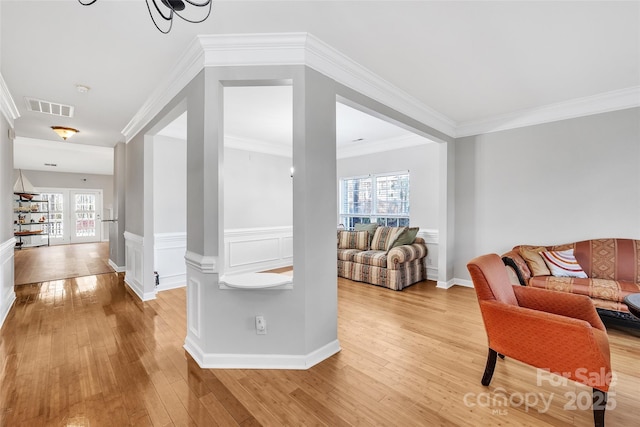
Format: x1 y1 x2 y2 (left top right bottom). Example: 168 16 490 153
436 278 474 289
184 336 341 370
108 259 125 273
0 238 16 329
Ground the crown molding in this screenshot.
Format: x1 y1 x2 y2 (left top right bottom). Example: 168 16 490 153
122 37 205 142
122 33 456 143
122 33 639 144
455 86 640 138
0 73 19 129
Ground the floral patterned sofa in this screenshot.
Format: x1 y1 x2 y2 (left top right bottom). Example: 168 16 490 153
502 238 640 325
337 225 427 290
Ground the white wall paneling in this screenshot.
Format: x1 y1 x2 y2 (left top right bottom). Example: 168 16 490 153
0 238 16 328
224 226 293 275
124 231 154 300
418 229 438 281
154 232 187 291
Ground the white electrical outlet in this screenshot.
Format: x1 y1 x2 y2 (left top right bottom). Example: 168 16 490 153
255 315 267 335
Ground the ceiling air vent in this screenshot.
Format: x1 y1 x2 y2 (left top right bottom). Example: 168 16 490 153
25 97 74 118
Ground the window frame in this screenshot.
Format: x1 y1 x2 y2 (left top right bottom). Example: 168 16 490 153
339 170 410 229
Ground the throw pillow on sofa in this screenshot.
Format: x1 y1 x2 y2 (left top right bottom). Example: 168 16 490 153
540 249 588 278
355 223 378 246
338 230 370 250
391 227 419 248
519 246 551 276
371 226 406 251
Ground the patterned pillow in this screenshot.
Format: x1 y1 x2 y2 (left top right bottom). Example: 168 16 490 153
540 249 588 278
354 223 378 246
337 231 369 250
371 226 406 251
519 246 551 276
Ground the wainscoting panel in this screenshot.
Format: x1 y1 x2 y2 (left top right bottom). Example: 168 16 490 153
418 229 439 281
124 231 148 300
224 226 293 275
154 232 187 291
0 238 16 328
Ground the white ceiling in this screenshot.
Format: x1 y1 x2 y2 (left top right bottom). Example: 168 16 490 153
3 1 639 170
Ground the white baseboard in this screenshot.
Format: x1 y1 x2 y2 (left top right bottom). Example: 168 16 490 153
184 337 341 370
124 275 156 301
108 259 125 273
436 278 474 289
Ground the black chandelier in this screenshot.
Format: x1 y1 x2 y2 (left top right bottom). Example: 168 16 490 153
78 0 213 34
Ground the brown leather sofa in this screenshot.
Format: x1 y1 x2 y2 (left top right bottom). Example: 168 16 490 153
502 238 640 326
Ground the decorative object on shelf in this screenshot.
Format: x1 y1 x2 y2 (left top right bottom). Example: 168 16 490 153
51 126 79 141
77 0 213 34
13 169 36 200
13 196 51 249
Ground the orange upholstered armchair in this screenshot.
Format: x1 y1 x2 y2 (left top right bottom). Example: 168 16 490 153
467 254 612 427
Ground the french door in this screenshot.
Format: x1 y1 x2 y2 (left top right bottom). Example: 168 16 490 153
38 188 103 245
70 191 101 243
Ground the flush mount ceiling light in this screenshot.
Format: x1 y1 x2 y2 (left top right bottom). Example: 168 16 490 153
51 126 79 141
78 0 213 34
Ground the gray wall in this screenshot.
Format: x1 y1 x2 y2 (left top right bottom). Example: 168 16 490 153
454 107 640 280
224 148 292 229
337 141 439 230
153 135 187 234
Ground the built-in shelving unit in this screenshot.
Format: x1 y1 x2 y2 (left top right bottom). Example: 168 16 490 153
13 194 50 249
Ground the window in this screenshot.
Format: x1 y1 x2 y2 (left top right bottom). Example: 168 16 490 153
40 192 64 239
339 172 410 229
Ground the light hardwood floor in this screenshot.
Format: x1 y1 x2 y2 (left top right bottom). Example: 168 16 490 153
14 242 113 285
0 273 638 426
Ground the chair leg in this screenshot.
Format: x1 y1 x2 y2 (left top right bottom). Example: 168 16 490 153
481 348 498 386
498 353 505 359
593 388 607 427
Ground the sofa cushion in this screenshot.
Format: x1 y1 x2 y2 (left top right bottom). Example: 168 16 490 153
540 249 587 278
371 226 406 251
391 227 419 248
337 248 360 262
352 250 388 268
338 230 369 250
519 246 551 276
528 276 640 304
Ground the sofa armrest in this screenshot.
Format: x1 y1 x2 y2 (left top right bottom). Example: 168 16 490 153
513 285 606 331
501 250 530 286
387 243 427 269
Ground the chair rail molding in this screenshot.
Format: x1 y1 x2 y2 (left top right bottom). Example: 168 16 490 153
184 251 218 274
0 237 17 328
